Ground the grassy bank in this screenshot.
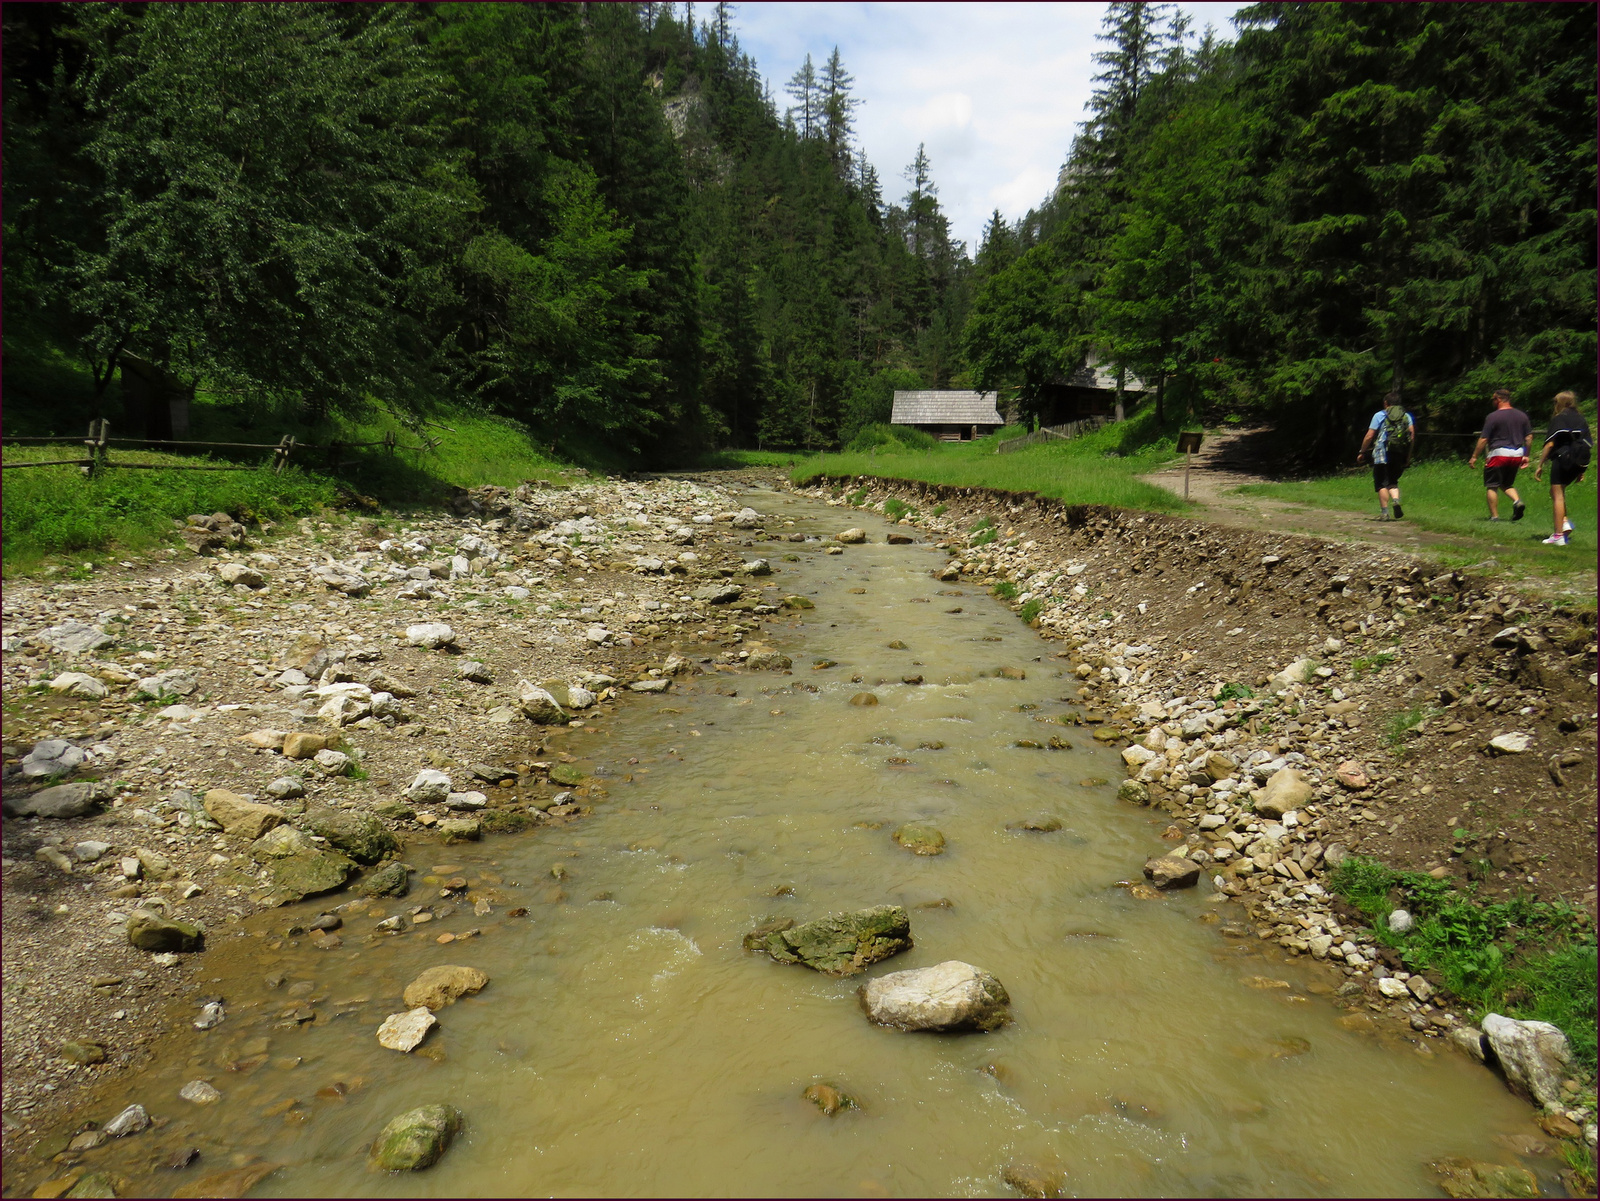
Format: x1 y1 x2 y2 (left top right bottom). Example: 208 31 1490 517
1331 855 1598 1070
1239 392 1599 592
2 344 579 573
786 408 1190 512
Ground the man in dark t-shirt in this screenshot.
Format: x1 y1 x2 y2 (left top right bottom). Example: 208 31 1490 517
1467 389 1534 520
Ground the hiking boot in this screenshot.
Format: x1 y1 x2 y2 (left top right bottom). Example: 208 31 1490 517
1377 510 1390 521
1542 534 1569 546
1512 500 1526 522
1392 503 1404 519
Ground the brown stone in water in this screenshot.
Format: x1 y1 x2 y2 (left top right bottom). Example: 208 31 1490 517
171 1164 279 1198
997 666 1027 680
849 693 878 706
801 1082 859 1116
1001 1162 1066 1199
1142 855 1201 889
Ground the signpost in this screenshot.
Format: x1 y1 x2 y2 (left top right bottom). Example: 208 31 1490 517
1176 430 1203 500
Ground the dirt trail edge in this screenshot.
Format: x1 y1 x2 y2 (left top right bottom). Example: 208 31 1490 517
801 474 1597 1142
1140 426 1537 568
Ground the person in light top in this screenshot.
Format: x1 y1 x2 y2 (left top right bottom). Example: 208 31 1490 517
1467 388 1533 521
1356 389 1416 521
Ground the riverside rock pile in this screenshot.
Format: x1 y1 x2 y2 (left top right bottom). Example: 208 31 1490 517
0 474 812 1145
804 477 1596 1144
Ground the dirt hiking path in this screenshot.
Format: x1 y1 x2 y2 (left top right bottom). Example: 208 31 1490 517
1138 428 1574 593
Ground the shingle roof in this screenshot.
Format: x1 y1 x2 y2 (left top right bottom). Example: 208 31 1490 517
890 390 1003 425
1065 356 1146 393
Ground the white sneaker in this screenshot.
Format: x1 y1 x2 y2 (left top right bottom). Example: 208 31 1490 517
1563 519 1574 532
1543 534 1569 546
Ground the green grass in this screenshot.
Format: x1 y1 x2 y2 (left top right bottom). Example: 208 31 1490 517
1239 460 1597 585
1330 855 1597 1069
1213 682 1256 702
1382 704 1435 749
1 445 341 573
1351 651 1397 678
993 580 1019 600
846 422 938 453
684 448 805 469
2 344 581 575
789 405 1188 512
1019 597 1043 624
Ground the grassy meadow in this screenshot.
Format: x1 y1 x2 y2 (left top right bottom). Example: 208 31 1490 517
786 408 1191 512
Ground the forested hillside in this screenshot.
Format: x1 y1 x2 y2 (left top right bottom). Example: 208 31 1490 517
3 2 971 463
5 2 1593 466
970 1 1597 455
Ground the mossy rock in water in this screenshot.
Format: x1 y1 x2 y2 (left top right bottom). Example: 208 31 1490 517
1002 1162 1066 1199
549 764 586 787
887 640 908 650
747 906 912 976
1430 1158 1539 1199
1116 780 1150 805
802 1082 861 1116
781 595 815 609
368 1103 463 1172
302 807 397 864
64 1173 120 1199
357 861 410 898
892 824 946 856
266 849 356 905
849 693 878 707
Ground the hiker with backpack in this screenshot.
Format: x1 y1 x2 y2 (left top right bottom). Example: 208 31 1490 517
1467 389 1534 521
1531 390 1592 547
1356 391 1415 520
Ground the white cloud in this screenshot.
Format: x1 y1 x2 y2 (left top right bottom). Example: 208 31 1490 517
728 1 1242 252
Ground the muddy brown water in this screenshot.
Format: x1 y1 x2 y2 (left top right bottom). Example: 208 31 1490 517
24 490 1549 1198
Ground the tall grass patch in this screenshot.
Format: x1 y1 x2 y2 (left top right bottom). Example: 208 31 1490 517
1 447 339 571
1330 855 1597 1067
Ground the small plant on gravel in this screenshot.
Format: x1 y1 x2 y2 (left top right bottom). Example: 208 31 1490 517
993 580 1019 600
970 515 995 531
931 504 948 517
1383 705 1436 748
883 497 913 521
846 487 869 507
1561 1142 1596 1196
1214 682 1255 702
970 527 998 547
1019 598 1043 625
1351 651 1397 678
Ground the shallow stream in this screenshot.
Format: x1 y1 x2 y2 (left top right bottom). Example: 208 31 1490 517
32 490 1547 1197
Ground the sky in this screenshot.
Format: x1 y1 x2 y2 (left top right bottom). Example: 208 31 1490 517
728 2 1244 252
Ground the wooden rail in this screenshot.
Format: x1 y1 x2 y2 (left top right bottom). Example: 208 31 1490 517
1 422 441 476
996 415 1112 454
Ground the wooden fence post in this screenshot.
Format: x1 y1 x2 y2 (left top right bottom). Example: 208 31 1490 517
83 419 111 477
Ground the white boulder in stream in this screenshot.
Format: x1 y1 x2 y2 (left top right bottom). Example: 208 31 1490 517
859 960 1011 1032
1481 1013 1571 1106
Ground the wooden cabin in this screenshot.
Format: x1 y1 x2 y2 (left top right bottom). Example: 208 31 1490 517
1033 355 1146 426
890 390 1004 442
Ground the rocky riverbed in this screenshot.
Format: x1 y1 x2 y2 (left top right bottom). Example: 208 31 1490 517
3 468 1595 1195
1 473 809 1155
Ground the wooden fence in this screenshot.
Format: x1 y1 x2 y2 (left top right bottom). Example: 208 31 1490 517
0 420 442 477
996 415 1112 454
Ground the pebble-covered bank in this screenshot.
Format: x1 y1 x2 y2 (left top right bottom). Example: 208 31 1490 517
1 473 808 1153
801 476 1598 1157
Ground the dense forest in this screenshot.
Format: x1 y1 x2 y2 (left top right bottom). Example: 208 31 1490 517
4 2 1594 465
970 1 1597 453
